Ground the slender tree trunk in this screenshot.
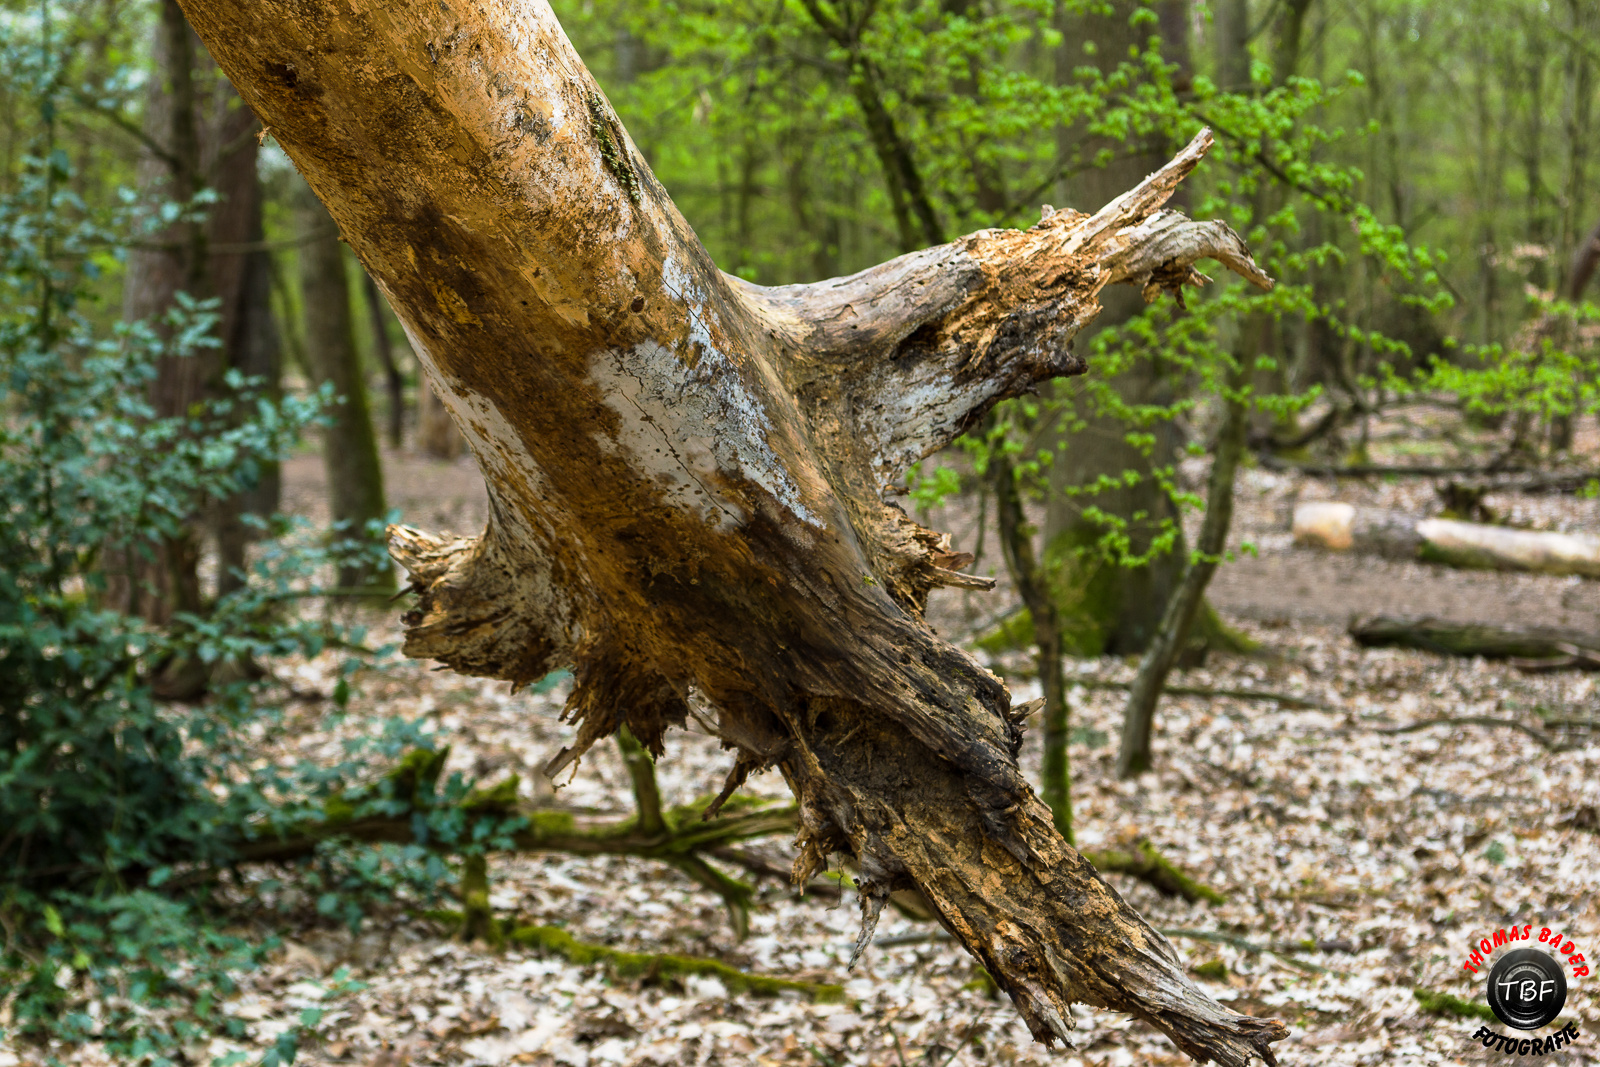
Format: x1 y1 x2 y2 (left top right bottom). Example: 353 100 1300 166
991 450 1071 843
110 2 277 689
1214 0 1251 93
1549 0 1595 452
1117 368 1248 778
209 85 279 597
177 1 1280 1059
797 0 943 252
293 181 392 591
364 272 406 450
107 0 209 634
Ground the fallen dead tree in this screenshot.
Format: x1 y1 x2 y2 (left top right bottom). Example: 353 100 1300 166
175 0 1285 1059
1349 614 1600 668
1294 501 1600 577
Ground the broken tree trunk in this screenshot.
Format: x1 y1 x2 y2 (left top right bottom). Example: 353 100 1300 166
175 1 1280 1060
1294 501 1600 578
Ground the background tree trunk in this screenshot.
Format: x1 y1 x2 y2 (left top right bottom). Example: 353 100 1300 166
1043 0 1193 658
107 0 209 633
417 377 465 460
293 181 392 592
176 0 1281 1060
1118 369 1249 778
209 83 279 597
364 272 407 451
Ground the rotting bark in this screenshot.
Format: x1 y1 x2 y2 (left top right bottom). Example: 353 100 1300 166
176 0 1280 1059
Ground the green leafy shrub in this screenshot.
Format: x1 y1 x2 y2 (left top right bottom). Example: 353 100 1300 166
0 21 414 1059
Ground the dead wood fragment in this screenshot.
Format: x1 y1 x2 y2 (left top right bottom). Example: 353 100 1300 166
1056 679 1333 711
1086 843 1228 905
1263 456 1539 478
869 928 1341 975
1157 930 1344 976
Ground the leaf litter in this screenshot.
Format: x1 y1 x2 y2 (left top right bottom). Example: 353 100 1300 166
5 456 1599 1067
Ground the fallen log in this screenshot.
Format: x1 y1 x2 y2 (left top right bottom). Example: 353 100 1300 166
1349 614 1600 664
1294 502 1600 578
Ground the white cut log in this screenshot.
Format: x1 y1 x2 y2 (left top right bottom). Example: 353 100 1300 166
1293 502 1600 577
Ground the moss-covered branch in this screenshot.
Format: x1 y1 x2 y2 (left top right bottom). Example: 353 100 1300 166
506 922 845 1001
422 908 845 1002
1084 842 1227 905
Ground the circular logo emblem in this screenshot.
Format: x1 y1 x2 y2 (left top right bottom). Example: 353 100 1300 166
1486 948 1568 1030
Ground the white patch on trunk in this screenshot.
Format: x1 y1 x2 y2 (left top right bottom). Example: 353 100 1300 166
589 258 822 530
860 369 998 487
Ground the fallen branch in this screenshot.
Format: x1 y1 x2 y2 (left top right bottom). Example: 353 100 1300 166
1262 457 1539 478
1085 843 1227 905
1156 929 1343 976
868 928 1340 975
1260 454 1600 494
1509 645 1600 673
1065 678 1333 711
1412 988 1495 1023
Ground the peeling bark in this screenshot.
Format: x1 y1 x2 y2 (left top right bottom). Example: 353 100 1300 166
175 0 1280 1060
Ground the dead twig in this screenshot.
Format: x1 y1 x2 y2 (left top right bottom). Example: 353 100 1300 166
867 927 1345 976
1359 715 1571 752
1510 643 1600 673
1157 929 1345 976
1063 678 1333 711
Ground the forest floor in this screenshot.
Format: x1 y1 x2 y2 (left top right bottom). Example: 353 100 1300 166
15 410 1600 1067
